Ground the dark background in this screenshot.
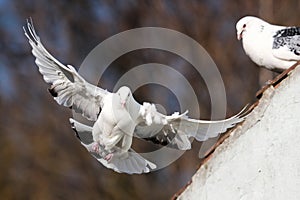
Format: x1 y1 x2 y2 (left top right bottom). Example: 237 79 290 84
1 0 299 199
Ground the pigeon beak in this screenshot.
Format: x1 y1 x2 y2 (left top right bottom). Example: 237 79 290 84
237 29 244 40
121 101 126 108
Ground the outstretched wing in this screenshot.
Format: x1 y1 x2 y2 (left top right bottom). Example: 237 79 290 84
24 19 108 121
272 27 300 61
135 103 249 150
70 118 156 174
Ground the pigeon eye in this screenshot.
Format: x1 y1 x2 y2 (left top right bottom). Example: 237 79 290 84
243 24 246 28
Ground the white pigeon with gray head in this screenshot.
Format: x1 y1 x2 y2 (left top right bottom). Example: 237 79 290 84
24 19 249 174
236 16 300 72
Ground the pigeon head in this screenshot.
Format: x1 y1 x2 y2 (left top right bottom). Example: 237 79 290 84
236 16 268 40
117 86 132 108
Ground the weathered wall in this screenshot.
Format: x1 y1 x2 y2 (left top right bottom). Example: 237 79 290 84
177 65 300 200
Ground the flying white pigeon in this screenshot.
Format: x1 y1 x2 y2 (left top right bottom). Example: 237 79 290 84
236 16 300 72
24 19 249 174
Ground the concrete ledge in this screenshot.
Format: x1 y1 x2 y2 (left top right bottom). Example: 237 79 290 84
174 64 300 200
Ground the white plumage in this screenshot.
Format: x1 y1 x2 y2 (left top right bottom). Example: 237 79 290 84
236 16 300 72
24 19 249 174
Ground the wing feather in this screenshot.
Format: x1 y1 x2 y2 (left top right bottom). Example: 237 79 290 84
272 27 300 61
24 19 108 121
135 103 250 150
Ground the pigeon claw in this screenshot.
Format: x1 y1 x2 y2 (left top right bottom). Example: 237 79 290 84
104 153 113 162
92 142 100 153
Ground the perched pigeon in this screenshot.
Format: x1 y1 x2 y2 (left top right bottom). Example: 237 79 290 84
236 16 300 72
24 19 249 174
